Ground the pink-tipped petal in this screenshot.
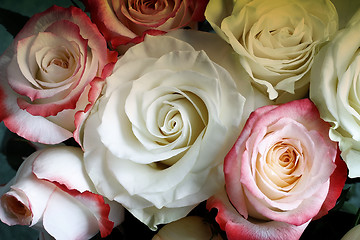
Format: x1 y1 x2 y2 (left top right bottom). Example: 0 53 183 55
32 146 91 193
50 183 114 238
43 188 100 240
207 190 309 240
314 150 348 220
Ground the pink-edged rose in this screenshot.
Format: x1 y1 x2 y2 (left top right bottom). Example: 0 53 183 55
0 6 118 144
0 146 124 239
207 99 348 240
82 0 208 50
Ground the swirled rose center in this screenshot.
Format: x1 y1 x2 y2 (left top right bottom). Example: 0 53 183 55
257 140 304 199
129 0 173 15
35 44 77 86
146 90 208 168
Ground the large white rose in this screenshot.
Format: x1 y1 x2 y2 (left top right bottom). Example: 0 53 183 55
310 8 360 178
205 0 338 102
82 29 271 229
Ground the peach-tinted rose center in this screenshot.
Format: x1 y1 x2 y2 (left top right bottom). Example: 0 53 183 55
2 195 32 225
256 140 305 200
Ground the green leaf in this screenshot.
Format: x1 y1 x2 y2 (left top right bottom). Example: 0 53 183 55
0 8 29 37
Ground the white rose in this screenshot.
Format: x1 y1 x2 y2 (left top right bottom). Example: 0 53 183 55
82 29 270 229
310 8 360 178
205 0 338 102
0 146 124 239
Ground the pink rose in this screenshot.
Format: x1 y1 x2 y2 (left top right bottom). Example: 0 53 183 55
0 146 124 239
82 0 208 50
0 6 118 144
207 99 347 240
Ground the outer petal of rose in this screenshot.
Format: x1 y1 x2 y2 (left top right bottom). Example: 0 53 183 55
3 104 73 144
32 146 94 193
42 188 101 240
207 189 309 240
50 185 116 238
314 150 348 220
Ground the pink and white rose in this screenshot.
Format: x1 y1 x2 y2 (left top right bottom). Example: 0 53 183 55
0 6 118 144
82 0 209 51
0 146 124 240
82 29 271 229
207 99 347 240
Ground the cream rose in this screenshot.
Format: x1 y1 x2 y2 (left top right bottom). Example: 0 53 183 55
205 0 338 102
152 216 223 240
207 99 348 240
310 8 360 178
0 146 124 239
0 6 117 144
82 29 270 229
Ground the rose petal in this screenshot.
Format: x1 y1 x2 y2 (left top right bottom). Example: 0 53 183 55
207 189 309 240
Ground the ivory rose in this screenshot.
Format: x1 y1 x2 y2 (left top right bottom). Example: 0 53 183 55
310 8 360 178
207 99 347 240
82 0 208 51
82 29 270 229
205 0 338 102
341 224 360 240
0 146 124 239
0 6 117 144
152 216 223 240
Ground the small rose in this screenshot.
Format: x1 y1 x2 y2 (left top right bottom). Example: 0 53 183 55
0 6 117 144
82 29 269 230
0 146 124 239
152 216 223 240
310 8 360 178
205 0 338 102
207 99 347 240
341 224 360 240
82 0 208 51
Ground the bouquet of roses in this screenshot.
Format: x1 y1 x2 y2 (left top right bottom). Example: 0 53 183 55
0 0 359 239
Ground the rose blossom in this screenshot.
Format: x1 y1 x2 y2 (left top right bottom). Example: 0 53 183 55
310 8 360 178
205 0 338 102
0 6 117 144
82 0 208 51
82 29 271 229
207 99 347 240
0 146 124 239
